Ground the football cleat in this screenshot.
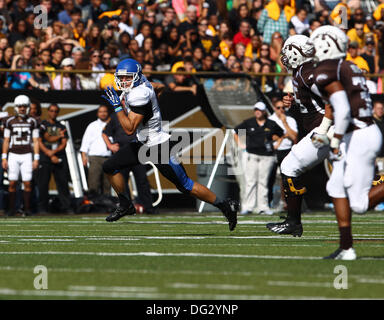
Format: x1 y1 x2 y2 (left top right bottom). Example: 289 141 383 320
220 199 239 231
267 221 303 237
323 247 356 260
106 203 136 222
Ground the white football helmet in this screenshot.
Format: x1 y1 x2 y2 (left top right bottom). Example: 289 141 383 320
281 35 315 70
14 95 30 117
310 25 348 62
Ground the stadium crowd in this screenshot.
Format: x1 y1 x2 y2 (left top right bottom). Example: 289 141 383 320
0 0 384 94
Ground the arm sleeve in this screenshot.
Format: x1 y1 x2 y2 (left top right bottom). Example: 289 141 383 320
329 90 351 135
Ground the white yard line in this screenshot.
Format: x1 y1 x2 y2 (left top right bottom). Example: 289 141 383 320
267 281 333 288
0 287 356 300
67 285 158 292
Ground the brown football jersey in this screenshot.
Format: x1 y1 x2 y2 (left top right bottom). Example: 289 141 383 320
313 59 374 130
4 116 39 154
292 61 325 133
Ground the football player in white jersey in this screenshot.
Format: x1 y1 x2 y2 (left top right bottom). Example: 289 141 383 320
102 59 239 230
309 26 382 260
2 95 39 216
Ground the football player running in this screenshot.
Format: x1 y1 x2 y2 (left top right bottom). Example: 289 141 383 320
2 95 40 216
101 59 239 230
309 26 382 260
266 35 334 237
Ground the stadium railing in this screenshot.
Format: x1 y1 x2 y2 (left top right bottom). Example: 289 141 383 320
1 68 384 92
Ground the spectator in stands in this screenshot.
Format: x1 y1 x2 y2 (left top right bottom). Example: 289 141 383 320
309 19 322 35
76 60 98 90
30 57 52 91
178 5 198 35
89 49 104 85
82 0 108 31
152 23 166 52
252 42 273 73
219 32 234 60
234 42 246 63
86 24 103 51
361 35 379 74
210 45 226 71
229 3 251 35
58 0 75 25
135 21 152 47
166 26 185 57
38 103 72 214
5 55 31 89
245 34 262 61
270 31 284 63
197 17 216 54
8 19 28 46
20 45 33 69
257 0 292 44
50 46 64 70
71 46 84 66
242 56 253 72
52 57 81 90
233 19 252 47
80 105 111 196
167 66 198 95
160 6 177 34
201 54 214 71
346 41 369 72
289 8 310 36
192 46 204 70
347 21 367 50
234 101 284 215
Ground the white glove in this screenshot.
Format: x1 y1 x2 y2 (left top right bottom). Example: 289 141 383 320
311 132 330 148
329 137 343 161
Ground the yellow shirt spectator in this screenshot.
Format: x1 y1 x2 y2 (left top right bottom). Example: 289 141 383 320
346 53 369 72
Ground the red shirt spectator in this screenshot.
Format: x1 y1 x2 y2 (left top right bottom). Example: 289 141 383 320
233 20 251 47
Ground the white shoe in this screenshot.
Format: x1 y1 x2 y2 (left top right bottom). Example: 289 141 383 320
324 247 357 260
259 209 274 215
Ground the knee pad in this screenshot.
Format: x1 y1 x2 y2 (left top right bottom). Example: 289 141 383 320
350 201 368 214
282 174 307 198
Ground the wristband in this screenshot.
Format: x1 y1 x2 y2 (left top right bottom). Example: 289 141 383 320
330 137 341 149
1 153 7 160
34 154 40 161
316 117 333 135
114 106 123 113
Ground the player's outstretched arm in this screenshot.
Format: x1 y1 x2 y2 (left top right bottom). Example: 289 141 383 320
102 86 144 136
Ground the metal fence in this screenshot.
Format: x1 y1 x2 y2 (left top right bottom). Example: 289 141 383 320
2 68 384 92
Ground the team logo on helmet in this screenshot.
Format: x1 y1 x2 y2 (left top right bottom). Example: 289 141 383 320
281 35 315 70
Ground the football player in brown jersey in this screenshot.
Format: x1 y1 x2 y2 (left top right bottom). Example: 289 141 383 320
309 26 383 260
2 95 39 216
266 35 334 237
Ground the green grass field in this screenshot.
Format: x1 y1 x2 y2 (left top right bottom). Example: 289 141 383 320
0 210 384 300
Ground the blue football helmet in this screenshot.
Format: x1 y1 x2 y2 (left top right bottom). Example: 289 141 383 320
114 58 142 92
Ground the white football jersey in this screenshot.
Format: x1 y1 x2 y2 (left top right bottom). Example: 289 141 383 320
122 76 170 147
